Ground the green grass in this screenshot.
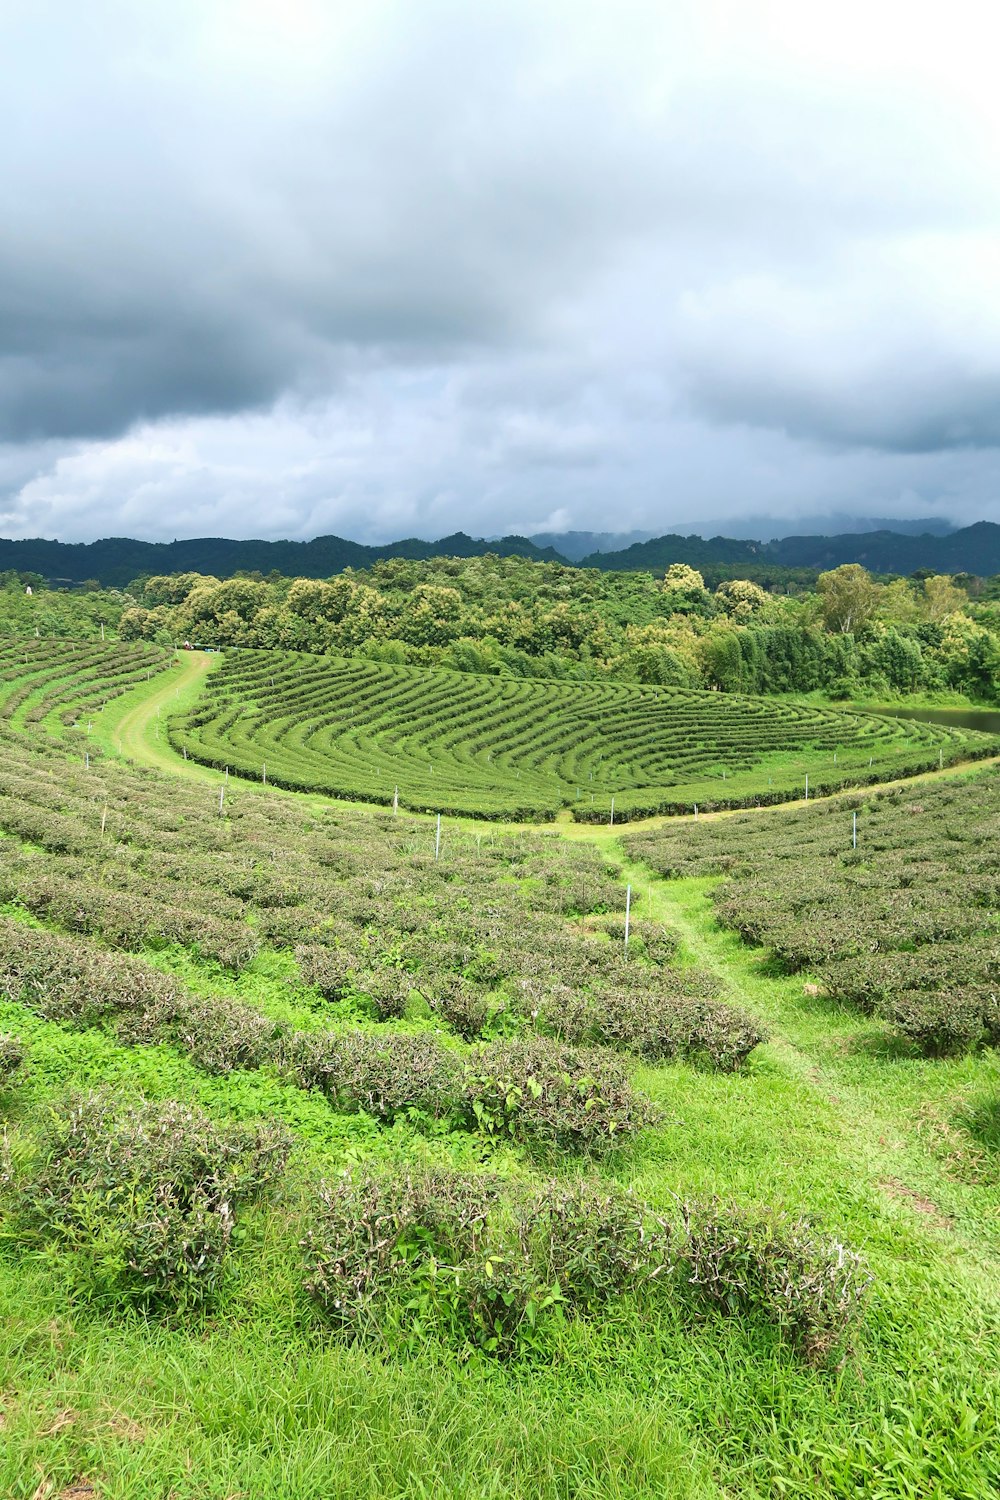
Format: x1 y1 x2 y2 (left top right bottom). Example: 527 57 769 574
170 648 997 821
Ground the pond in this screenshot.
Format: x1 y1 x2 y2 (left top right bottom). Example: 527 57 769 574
869 705 1000 735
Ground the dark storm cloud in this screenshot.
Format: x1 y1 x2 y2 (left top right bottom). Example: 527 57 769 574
2 0 1000 541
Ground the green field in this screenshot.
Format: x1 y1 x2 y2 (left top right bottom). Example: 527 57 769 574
1 641 999 1498
170 648 997 820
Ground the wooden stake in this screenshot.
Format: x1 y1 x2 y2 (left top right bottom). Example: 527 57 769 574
609 796 615 827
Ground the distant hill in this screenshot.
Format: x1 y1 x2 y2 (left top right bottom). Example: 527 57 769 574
641 513 956 542
3 520 999 589
525 529 655 560
581 522 1000 575
0 531 566 589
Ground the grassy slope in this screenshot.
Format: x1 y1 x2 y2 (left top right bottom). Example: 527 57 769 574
3 658 1000 1497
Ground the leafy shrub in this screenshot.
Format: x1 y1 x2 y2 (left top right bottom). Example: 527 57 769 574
463 1037 657 1150
533 979 764 1071
118 994 286 1073
288 1029 463 1121
0 1034 24 1085
527 1179 671 1308
425 975 502 1040
676 1200 873 1362
5 1092 290 1308
301 1167 668 1357
355 968 413 1021
301 1167 500 1334
295 943 356 1000
884 992 985 1057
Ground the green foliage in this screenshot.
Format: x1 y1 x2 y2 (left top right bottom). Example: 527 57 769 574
0 1032 24 1084
462 1037 657 1151
171 646 993 821
4 1092 290 1308
301 1166 672 1357
627 770 1000 1054
677 1200 873 1363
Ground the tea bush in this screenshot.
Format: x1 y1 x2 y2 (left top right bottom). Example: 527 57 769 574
4 1092 291 1309
287 1029 464 1122
0 1033 24 1085
463 1037 658 1151
676 1200 873 1363
628 772 1000 1054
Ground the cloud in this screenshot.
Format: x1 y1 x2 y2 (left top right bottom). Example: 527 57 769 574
3 0 1000 540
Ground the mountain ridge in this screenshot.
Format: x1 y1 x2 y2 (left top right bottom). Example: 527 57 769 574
2 521 998 587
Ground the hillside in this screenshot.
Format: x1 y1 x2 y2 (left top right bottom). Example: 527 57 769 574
0 530 566 589
582 521 1000 575
6 520 1000 590
168 648 995 821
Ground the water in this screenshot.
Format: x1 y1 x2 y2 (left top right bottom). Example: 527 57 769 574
871 705 1000 736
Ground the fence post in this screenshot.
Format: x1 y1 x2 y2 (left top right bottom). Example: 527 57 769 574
805 774 809 802
852 810 857 849
393 785 399 815
610 796 615 827
435 813 442 861
624 884 631 952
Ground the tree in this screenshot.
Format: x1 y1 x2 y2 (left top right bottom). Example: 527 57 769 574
661 563 708 611
817 565 879 634
715 578 769 622
922 574 968 623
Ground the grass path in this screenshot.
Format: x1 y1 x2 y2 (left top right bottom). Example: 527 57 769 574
615 858 1000 1261
92 648 219 781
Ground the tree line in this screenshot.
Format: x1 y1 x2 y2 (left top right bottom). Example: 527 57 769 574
3 555 1000 700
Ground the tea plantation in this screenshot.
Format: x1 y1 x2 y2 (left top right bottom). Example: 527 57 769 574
0 640 998 1498
170 646 994 820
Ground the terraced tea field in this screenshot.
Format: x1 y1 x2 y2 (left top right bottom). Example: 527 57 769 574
0 636 173 737
171 648 996 819
2 638 1000 1498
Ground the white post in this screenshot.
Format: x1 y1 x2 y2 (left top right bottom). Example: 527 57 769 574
939 748 943 770
805 774 809 802
393 785 399 815
624 884 631 952
100 805 108 838
262 763 266 785
852 810 857 849
610 796 615 827
694 803 698 818
219 785 225 815
100 622 105 641
182 746 187 760
435 813 441 861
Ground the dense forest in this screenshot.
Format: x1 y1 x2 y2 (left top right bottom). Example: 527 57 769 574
5 553 1000 701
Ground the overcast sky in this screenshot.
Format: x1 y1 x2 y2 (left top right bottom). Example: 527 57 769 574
2 0 1000 545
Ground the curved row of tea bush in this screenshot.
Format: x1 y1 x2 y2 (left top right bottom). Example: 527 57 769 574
626 770 1000 1055
0 635 174 735
169 648 995 820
